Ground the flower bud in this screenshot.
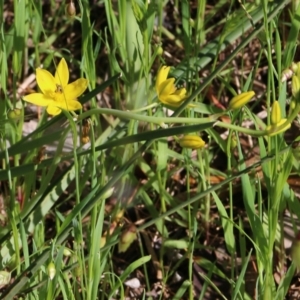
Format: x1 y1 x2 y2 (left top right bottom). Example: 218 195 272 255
115 209 124 223
228 91 255 110
71 254 81 278
0 271 11 288
156 46 163 56
118 225 137 253
289 99 296 116
47 261 56 280
179 135 205 149
63 247 72 257
65 0 76 19
228 133 237 150
7 108 22 120
292 75 300 101
100 235 106 248
100 221 118 248
270 101 281 125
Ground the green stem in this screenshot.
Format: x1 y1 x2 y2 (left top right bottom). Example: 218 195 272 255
215 120 268 137
78 108 219 126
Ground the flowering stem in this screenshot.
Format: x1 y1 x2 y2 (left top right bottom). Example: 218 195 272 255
214 121 268 137
78 108 219 126
215 101 300 136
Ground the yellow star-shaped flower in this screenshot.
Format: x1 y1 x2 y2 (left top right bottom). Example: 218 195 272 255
23 58 88 116
155 66 187 107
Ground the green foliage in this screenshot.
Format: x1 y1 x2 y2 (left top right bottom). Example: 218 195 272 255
1 0 300 299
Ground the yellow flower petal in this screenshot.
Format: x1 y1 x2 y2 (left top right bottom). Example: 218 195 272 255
156 66 170 93
47 106 62 116
228 91 255 110
36 69 56 96
64 78 88 99
23 93 55 107
63 99 82 111
48 98 82 111
159 94 185 106
55 58 69 87
173 87 186 97
158 78 177 98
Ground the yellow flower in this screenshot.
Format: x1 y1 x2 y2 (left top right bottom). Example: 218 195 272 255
179 135 205 149
155 66 187 107
266 119 291 136
23 58 88 116
228 91 255 110
270 101 281 125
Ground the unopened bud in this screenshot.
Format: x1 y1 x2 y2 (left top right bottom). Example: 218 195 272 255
63 247 72 257
47 262 56 280
118 225 137 253
156 46 163 56
228 133 237 150
270 101 281 125
179 135 205 149
7 109 22 120
228 91 255 110
65 1 76 18
292 75 300 101
289 99 296 116
0 271 11 288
